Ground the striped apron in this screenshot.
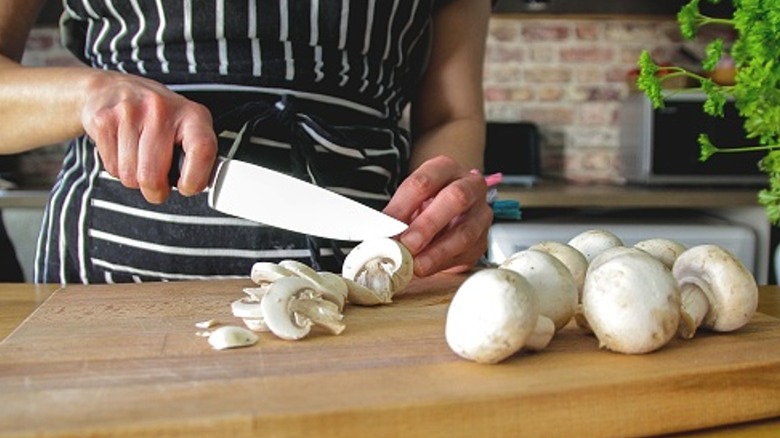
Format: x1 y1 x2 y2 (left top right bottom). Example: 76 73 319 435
36 0 442 283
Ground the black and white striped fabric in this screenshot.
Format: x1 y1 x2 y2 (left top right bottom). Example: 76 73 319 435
35 0 445 284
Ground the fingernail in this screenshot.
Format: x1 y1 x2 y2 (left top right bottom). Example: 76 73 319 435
401 231 424 253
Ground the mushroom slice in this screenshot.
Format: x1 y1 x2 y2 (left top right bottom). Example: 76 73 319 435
583 249 681 354
262 277 346 340
317 271 349 310
250 261 295 286
568 229 623 263
500 249 578 332
231 297 268 332
445 268 554 364
341 238 414 304
208 326 259 350
278 260 346 310
672 244 758 339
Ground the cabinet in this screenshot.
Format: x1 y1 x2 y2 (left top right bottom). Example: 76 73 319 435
494 182 771 284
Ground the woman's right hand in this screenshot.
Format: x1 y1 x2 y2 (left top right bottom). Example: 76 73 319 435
80 71 218 204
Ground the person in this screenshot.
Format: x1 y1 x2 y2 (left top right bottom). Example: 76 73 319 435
0 0 493 284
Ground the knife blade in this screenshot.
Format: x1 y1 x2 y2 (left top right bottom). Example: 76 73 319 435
169 150 408 241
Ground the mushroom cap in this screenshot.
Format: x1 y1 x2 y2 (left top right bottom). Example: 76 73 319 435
587 246 648 276
583 250 681 354
672 244 758 332
568 229 624 263
529 240 588 299
499 249 578 331
634 238 686 269
341 237 414 297
445 268 540 364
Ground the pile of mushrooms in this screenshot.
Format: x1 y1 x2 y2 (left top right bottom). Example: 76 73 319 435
444 228 759 363
201 237 414 349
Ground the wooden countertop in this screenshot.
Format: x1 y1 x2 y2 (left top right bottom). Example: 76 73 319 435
0 189 50 209
497 181 761 209
0 279 778 437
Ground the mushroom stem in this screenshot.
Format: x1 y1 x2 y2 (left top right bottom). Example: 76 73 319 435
678 282 710 339
289 296 346 335
525 315 556 351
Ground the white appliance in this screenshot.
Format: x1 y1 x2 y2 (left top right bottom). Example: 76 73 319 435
488 213 759 279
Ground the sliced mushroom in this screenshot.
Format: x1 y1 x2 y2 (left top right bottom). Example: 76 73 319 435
208 326 259 350
231 297 268 332
672 244 758 339
261 276 346 340
445 268 555 364
341 238 414 305
251 261 295 286
279 260 347 310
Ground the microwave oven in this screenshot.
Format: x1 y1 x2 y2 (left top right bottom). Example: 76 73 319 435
618 92 767 186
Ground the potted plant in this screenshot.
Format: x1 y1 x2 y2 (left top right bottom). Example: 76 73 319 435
637 0 780 223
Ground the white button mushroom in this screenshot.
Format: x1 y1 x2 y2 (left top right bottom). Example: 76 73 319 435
633 238 686 270
582 248 681 354
341 237 414 305
528 241 589 331
261 276 346 340
672 244 759 339
445 268 555 364
529 240 588 296
568 229 624 263
499 249 578 332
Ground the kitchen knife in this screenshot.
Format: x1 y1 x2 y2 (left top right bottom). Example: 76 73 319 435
169 150 408 241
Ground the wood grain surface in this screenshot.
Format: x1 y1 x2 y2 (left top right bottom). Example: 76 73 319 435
1 275 779 438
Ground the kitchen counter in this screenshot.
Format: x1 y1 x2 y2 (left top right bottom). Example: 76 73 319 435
0 278 778 437
0 189 49 209
496 180 761 209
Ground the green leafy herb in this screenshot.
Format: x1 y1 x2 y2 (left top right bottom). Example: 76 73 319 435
638 0 780 223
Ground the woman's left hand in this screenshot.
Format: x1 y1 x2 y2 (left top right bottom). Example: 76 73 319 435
383 155 494 277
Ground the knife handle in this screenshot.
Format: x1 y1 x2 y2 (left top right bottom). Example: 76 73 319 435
167 147 185 187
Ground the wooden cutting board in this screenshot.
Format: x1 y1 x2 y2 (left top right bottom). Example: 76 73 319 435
1 275 779 438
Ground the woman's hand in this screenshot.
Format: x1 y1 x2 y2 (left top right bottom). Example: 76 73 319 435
383 155 493 277
81 71 218 204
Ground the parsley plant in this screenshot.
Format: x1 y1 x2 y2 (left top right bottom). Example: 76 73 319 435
637 0 780 223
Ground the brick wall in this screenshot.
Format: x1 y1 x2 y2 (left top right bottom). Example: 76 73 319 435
485 16 688 183
21 17 701 185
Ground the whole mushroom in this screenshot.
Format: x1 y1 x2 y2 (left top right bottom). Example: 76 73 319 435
568 229 624 263
634 238 686 270
672 244 758 339
499 249 578 332
445 268 555 364
582 248 681 354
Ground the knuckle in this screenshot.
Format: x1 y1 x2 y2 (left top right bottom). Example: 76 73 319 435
442 184 471 211
404 172 434 196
